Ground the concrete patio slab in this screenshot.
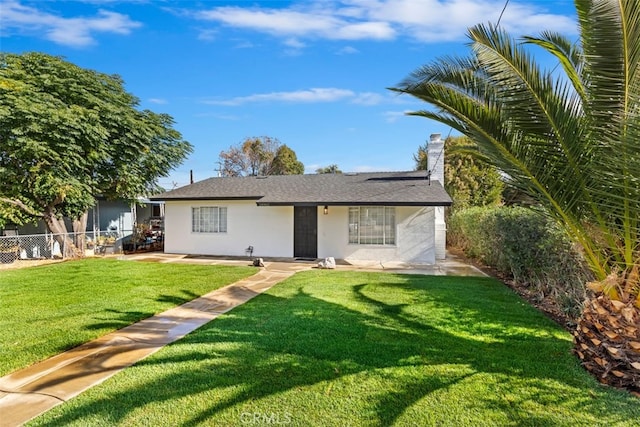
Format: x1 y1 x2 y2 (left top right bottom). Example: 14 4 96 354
120 251 487 277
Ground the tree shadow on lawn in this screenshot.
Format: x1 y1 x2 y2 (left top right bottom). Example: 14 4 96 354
154 289 202 307
85 290 204 331
33 274 638 427
84 308 155 331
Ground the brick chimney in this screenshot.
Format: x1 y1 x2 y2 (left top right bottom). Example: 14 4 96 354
427 133 446 260
427 133 444 184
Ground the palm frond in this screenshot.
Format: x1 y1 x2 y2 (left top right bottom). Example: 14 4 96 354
523 31 585 100
575 0 640 268
390 2 640 278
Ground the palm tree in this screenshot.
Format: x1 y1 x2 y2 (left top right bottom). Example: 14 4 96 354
391 0 639 392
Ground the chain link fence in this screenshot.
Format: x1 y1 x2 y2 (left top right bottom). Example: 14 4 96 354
0 230 145 267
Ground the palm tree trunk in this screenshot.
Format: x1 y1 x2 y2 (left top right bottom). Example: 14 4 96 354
574 272 640 394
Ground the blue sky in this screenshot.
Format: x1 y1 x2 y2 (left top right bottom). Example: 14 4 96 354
1 0 578 189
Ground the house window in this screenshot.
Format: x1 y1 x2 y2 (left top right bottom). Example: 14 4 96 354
348 206 395 245
192 207 227 233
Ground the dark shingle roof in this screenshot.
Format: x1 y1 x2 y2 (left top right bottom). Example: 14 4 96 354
151 171 451 206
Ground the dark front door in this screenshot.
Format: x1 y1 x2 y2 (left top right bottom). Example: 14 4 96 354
294 206 317 259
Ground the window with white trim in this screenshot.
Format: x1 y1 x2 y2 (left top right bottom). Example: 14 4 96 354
192 207 227 233
348 206 395 245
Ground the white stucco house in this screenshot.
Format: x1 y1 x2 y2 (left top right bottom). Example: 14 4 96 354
152 135 451 265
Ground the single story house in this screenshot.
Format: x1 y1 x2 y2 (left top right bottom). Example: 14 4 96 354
151 135 451 265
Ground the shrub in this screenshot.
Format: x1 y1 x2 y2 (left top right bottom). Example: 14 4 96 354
448 206 591 323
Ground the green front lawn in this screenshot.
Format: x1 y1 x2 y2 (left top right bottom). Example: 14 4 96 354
30 270 639 426
0 258 255 376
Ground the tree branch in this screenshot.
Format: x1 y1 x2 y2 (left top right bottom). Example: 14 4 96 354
0 197 44 218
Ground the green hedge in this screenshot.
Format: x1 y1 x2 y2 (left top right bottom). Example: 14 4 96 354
448 206 591 322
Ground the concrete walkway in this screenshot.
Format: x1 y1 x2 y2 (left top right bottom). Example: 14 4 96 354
0 262 309 427
0 254 485 426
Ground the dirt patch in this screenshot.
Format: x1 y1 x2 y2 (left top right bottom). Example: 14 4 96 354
0 258 66 270
132 257 169 263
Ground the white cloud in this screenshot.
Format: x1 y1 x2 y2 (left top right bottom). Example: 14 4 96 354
148 98 168 104
197 28 217 41
203 88 356 106
352 92 385 105
198 7 338 36
196 4 394 41
80 0 147 3
1 0 142 47
383 110 413 123
336 46 359 55
192 0 577 44
202 88 394 106
284 37 306 49
201 88 396 106
355 0 577 40
234 40 255 49
333 20 394 40
385 0 577 42
282 37 306 55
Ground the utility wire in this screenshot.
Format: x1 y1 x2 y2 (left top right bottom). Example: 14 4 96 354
423 0 512 187
496 0 510 27
428 0 510 182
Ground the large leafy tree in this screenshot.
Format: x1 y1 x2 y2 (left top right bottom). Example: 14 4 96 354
218 136 304 176
270 144 304 175
391 0 639 392
219 136 279 176
0 52 192 253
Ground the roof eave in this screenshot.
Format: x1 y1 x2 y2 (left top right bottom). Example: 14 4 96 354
149 196 262 202
256 201 452 207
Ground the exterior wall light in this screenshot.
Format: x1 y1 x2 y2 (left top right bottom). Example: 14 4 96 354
323 205 329 215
